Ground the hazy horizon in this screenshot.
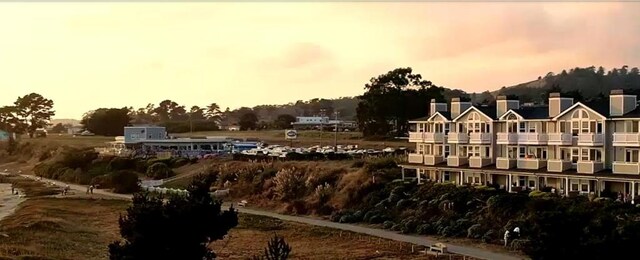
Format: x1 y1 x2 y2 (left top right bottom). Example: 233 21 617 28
1 2 639 120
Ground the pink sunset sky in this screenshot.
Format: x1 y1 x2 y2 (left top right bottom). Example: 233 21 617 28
0 2 638 119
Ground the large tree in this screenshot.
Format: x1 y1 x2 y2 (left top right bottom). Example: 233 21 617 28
356 67 444 137
14 93 55 137
205 103 222 122
274 114 296 129
189 106 206 121
239 112 258 131
153 100 187 122
108 174 238 260
0 106 25 134
81 108 131 136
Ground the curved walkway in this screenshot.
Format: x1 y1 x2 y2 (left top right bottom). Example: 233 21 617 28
19 174 525 260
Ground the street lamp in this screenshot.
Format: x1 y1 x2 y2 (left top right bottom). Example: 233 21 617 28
334 111 340 150
319 109 326 147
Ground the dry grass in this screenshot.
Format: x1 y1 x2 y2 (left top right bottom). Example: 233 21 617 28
0 198 128 260
212 214 467 260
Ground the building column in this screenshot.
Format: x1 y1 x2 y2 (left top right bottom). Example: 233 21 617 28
417 169 422 185
632 182 636 204
544 176 548 189
508 174 512 192
596 180 601 196
459 171 464 185
565 177 569 196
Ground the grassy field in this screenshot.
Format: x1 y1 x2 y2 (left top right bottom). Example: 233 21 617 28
20 130 408 150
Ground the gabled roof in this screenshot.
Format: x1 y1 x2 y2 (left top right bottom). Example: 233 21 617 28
452 105 497 121
408 111 451 123
610 106 640 119
551 102 607 120
511 106 549 120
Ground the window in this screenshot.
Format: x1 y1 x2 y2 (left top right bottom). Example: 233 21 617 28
508 146 518 159
519 147 526 158
581 149 589 161
484 147 490 158
444 124 450 134
571 183 579 191
625 149 639 163
417 144 425 154
130 133 139 140
589 149 602 162
444 145 450 157
518 176 526 187
571 149 579 163
519 122 526 133
581 183 589 192
528 180 536 188
443 172 451 182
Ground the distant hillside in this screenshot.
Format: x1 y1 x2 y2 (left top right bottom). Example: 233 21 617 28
489 66 640 103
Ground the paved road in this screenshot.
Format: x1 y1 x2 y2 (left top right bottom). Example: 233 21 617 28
20 174 525 260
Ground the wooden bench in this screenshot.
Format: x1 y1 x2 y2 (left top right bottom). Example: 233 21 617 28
422 243 448 256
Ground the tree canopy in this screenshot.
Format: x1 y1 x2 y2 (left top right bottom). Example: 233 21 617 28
356 67 445 137
81 108 131 136
109 174 238 260
13 93 55 137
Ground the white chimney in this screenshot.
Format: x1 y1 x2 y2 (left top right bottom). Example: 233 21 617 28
496 95 519 118
429 99 448 116
450 98 472 118
610 89 637 116
548 93 573 118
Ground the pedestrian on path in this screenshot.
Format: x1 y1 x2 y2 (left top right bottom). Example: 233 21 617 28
89 185 94 194
504 230 510 247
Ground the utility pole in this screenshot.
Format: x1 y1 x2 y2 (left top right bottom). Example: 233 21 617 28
319 109 326 148
334 111 339 150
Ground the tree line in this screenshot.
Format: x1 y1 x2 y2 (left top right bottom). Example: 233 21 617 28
0 93 55 138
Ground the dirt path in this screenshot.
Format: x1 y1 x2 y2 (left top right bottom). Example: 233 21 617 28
0 183 26 223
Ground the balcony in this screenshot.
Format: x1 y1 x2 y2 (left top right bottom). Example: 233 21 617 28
425 155 445 165
408 132 424 143
577 133 604 146
408 153 424 164
613 133 640 147
424 133 445 143
496 157 517 169
447 133 469 144
547 133 573 145
469 157 491 168
469 133 492 144
517 158 547 170
577 161 604 174
496 133 518 145
447 155 468 167
547 159 573 172
517 133 548 145
612 162 640 175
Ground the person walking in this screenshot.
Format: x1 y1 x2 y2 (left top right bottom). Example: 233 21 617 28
513 226 520 238
89 185 94 194
504 230 510 247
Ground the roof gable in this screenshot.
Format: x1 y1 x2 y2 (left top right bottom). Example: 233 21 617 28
453 106 494 122
498 109 524 121
552 102 607 120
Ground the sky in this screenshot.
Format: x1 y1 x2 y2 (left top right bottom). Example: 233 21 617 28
0 2 639 119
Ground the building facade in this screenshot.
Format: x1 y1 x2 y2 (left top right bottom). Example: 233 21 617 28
401 90 640 202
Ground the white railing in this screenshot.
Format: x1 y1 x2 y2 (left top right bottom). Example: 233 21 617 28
496 157 517 169
424 133 445 143
547 133 573 145
577 161 604 173
496 133 518 144
518 133 548 144
469 133 492 144
408 153 424 164
547 159 572 172
517 158 547 170
408 132 424 142
612 162 640 175
578 133 604 145
447 133 469 143
613 133 640 146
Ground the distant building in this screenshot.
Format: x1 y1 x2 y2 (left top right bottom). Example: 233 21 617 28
68 126 84 135
123 125 168 144
291 116 357 131
227 125 240 131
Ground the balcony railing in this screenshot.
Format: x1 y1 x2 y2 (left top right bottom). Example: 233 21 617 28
547 133 573 145
447 155 468 167
517 158 547 170
496 157 517 169
424 133 445 143
469 156 491 168
496 133 518 145
613 133 640 147
408 153 424 164
408 132 424 142
547 159 573 172
577 161 604 174
469 132 492 144
447 133 469 144
612 162 640 175
517 133 548 145
577 133 604 146
425 155 445 165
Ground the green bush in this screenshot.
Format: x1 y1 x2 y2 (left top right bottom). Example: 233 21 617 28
110 170 140 194
171 157 189 168
107 157 137 172
417 224 432 235
467 224 484 239
146 162 173 180
383 220 395 229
